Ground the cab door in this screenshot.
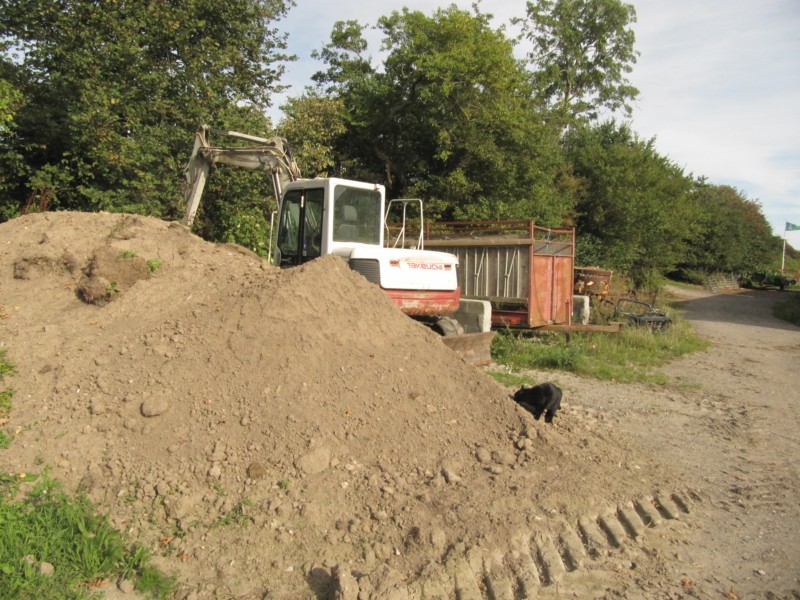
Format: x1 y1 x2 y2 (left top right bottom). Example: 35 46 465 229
275 188 325 266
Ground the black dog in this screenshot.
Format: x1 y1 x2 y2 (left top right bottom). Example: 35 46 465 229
512 382 562 423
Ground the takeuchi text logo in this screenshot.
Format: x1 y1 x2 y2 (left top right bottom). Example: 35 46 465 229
389 260 452 270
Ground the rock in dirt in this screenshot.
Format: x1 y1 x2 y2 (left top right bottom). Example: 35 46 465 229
140 396 169 417
296 447 332 475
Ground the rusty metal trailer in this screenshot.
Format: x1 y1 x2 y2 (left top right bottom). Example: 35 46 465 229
423 221 575 329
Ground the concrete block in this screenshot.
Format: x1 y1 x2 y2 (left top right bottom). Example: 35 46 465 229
452 299 492 333
573 295 590 325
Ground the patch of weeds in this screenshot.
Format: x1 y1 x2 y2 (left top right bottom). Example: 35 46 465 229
212 498 253 529
0 473 175 599
106 280 119 296
134 563 176 598
491 313 709 384
0 472 20 497
487 370 536 388
0 389 12 416
0 350 13 378
0 351 13 450
278 479 289 490
146 258 162 274
119 250 138 259
492 331 582 373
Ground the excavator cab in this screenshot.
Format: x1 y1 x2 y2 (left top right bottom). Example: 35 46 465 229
274 178 384 266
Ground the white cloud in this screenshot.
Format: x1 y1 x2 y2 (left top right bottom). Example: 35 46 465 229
629 0 800 233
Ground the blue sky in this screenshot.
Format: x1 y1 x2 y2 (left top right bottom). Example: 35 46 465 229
271 0 800 239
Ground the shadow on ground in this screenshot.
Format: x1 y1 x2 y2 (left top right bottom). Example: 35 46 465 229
671 289 800 332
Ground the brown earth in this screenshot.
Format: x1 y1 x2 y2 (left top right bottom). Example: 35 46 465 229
0 211 798 599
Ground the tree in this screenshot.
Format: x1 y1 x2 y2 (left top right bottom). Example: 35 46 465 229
311 6 571 224
277 94 347 177
0 0 293 249
519 0 639 126
564 121 694 285
677 182 782 276
0 79 19 132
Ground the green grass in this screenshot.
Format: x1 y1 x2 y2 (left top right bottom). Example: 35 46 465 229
486 371 537 388
0 474 175 599
0 389 12 415
0 350 13 450
773 293 800 327
491 316 709 384
0 351 12 379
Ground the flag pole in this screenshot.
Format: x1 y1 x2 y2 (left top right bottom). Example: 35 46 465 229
782 222 799 271
782 236 787 271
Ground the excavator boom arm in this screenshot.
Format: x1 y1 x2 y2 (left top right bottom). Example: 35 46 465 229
183 125 301 226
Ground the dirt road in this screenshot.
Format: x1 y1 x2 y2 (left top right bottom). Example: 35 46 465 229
535 287 800 598
661 288 800 598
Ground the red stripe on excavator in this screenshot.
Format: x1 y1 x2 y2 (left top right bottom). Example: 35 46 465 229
384 287 460 316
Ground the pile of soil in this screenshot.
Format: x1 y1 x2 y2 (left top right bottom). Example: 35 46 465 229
0 212 679 598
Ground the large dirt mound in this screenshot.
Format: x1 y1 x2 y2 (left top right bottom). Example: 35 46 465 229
0 212 676 598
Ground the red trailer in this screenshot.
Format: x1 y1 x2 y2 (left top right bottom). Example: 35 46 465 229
424 221 575 329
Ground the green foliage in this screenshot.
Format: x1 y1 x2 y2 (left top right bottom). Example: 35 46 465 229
0 475 175 599
519 0 639 125
134 564 176 599
277 94 347 177
492 315 709 384
146 258 162 274
564 121 694 282
675 182 782 275
779 241 800 272
0 350 12 450
310 6 570 224
0 78 21 132
0 0 293 224
0 389 12 415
